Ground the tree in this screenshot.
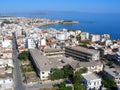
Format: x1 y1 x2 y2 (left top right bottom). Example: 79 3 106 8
102 78 117 89
1 19 12 26
62 65 73 78
70 35 75 38
59 82 66 88
74 68 88 84
73 68 87 90
79 68 88 74
59 86 72 90
107 61 114 68
74 83 86 90
49 68 64 80
59 82 72 90
49 65 74 80
18 51 29 61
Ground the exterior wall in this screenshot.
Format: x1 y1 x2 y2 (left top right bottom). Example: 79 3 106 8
29 52 50 81
86 79 101 90
27 38 36 49
104 69 120 86
92 53 100 61
44 51 65 58
40 38 46 46
29 53 40 76
0 68 5 75
56 32 69 41
80 33 86 41
115 76 120 86
90 34 101 42
2 40 12 48
87 65 103 73
40 71 50 80
65 47 99 61
0 78 14 90
1 53 12 59
80 32 89 41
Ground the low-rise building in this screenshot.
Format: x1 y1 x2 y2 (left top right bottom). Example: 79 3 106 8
0 59 14 67
82 72 102 90
104 67 120 87
0 52 12 59
26 38 36 49
0 76 14 90
90 34 101 42
68 60 103 73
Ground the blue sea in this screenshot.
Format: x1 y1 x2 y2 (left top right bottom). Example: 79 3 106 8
13 12 120 40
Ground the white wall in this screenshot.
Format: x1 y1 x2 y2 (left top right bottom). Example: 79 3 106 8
87 79 101 90
40 71 50 80
92 52 100 61
27 38 36 49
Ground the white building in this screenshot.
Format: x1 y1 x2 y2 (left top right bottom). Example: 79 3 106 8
80 32 89 41
2 40 12 49
56 32 69 41
26 38 36 49
90 34 101 42
105 39 113 47
0 77 14 90
0 59 14 67
40 38 46 46
102 34 110 39
113 52 120 62
82 72 102 90
69 61 103 73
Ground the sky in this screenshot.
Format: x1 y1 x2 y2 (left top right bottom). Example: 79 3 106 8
0 0 120 14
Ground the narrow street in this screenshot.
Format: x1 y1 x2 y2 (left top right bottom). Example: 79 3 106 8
12 33 25 90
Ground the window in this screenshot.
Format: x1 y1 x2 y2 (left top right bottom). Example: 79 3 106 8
97 81 99 85
89 82 91 85
94 82 96 85
42 72 45 74
9 79 12 82
3 80 5 83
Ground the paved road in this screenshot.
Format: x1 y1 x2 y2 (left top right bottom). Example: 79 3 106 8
12 33 25 90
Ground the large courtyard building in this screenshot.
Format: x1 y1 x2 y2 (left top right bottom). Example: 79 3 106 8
29 49 51 80
65 46 100 61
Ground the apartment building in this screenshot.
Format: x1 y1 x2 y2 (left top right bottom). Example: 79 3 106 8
65 46 100 61
90 34 101 42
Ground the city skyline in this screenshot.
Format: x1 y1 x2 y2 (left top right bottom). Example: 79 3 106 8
0 0 120 14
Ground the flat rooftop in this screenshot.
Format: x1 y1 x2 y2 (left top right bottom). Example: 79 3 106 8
48 57 68 69
65 46 99 55
68 60 102 70
29 49 51 71
104 67 120 78
44 48 64 53
82 72 101 81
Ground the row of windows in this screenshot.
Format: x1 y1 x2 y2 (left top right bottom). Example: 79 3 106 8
89 81 100 85
3 79 12 83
